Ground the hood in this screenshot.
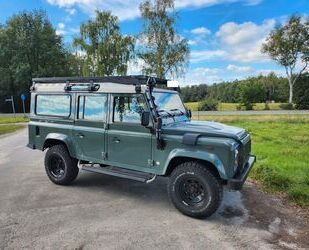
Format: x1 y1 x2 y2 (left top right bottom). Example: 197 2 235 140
162 120 247 141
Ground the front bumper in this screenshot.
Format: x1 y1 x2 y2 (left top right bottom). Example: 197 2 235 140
227 155 256 190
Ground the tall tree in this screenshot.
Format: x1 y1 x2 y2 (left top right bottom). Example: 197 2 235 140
0 10 76 112
138 0 190 78
262 16 309 103
73 11 135 76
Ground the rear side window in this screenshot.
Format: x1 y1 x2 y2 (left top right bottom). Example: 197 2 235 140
78 95 108 122
36 95 71 117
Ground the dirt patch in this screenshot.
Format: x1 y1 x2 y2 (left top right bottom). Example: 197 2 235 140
220 206 244 218
242 180 309 249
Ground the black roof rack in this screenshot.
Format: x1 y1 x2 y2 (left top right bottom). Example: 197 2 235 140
32 75 168 86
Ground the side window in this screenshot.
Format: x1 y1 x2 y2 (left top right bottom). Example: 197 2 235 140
113 95 146 123
36 95 71 117
78 95 108 122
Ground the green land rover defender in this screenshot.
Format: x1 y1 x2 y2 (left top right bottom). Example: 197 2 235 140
27 75 255 218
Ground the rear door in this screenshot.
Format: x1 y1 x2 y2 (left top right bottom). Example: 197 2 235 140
106 94 152 171
73 94 108 163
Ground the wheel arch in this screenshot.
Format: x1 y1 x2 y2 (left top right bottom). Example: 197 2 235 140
43 133 76 157
163 149 227 180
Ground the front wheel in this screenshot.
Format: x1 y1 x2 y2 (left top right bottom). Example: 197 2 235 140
168 161 223 218
45 145 79 185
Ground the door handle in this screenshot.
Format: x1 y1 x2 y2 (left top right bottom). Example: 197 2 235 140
113 137 120 143
77 133 84 139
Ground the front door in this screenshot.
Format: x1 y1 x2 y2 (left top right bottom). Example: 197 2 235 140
73 94 108 163
106 94 152 171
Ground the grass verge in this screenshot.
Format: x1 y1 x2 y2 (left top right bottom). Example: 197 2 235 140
0 116 29 124
186 102 282 111
193 114 309 207
0 125 25 135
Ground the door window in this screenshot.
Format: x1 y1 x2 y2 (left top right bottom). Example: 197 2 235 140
113 95 146 123
78 95 108 122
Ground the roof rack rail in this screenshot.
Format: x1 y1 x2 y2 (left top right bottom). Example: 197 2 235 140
32 75 168 86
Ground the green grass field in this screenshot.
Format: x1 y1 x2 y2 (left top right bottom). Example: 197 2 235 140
0 116 29 124
186 102 282 111
193 114 309 206
0 116 28 135
0 125 25 135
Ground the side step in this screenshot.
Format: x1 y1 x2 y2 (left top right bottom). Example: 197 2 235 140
81 165 156 183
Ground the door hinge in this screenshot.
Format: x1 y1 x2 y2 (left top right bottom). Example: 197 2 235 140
148 159 155 167
102 152 107 160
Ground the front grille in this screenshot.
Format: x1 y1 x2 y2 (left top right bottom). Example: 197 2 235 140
238 135 251 172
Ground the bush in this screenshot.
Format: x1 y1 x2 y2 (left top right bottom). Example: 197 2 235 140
264 103 270 110
294 73 309 110
244 103 254 110
279 103 294 110
198 99 218 111
239 79 265 111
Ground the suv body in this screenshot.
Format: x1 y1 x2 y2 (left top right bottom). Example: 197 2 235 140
28 76 255 218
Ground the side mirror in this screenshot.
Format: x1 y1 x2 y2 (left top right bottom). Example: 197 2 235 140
187 109 192 118
141 111 150 127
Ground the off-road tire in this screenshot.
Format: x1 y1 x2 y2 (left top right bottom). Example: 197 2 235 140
45 144 79 185
168 161 223 218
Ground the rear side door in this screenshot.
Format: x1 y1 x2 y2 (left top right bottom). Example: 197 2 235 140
73 94 108 163
106 94 152 171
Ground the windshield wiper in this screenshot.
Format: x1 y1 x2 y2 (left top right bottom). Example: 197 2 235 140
158 109 175 121
170 108 185 116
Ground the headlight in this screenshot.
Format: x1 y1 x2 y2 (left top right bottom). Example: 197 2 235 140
234 148 240 166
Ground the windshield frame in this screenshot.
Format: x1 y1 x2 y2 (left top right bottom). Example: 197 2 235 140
150 90 189 125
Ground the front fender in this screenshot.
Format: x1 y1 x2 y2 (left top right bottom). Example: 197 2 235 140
163 148 227 179
44 133 76 157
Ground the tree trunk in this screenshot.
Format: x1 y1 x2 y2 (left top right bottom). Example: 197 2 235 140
288 77 293 104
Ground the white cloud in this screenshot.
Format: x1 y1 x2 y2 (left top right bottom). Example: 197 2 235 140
188 40 198 46
46 0 263 21
190 50 227 62
65 8 76 15
56 23 67 35
178 67 223 85
227 64 253 73
216 19 275 46
189 19 276 64
58 22 65 29
127 58 145 76
191 27 211 35
245 0 263 6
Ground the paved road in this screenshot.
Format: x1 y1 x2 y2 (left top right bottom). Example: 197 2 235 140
193 110 309 116
0 113 28 117
0 129 306 249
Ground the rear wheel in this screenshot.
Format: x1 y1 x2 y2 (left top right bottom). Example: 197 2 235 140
168 161 223 218
45 144 79 185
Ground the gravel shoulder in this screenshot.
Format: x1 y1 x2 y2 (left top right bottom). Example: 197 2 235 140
0 129 308 249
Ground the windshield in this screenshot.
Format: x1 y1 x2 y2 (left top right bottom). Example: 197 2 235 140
153 91 189 124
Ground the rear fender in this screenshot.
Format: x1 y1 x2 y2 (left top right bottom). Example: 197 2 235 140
43 133 76 157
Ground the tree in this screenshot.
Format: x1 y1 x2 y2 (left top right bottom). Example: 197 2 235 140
294 73 309 109
0 10 76 112
262 16 309 103
73 11 135 77
239 78 265 110
138 0 190 78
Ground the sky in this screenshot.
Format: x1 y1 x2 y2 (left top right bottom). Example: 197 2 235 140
0 0 308 86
